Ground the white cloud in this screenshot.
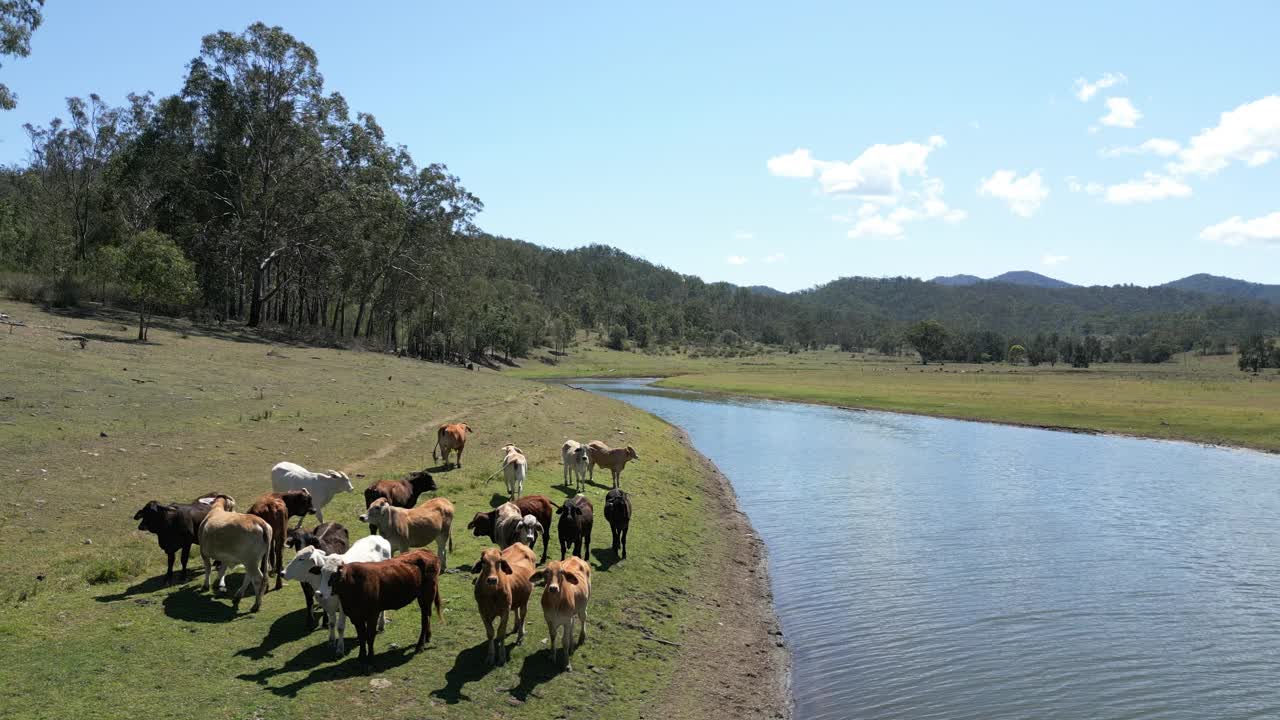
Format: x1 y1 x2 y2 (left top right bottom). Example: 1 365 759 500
733 230 754 240
1171 95 1280 176
726 255 749 265
1200 212 1280 247
1102 138 1181 157
1104 172 1192 204
763 252 786 263
1041 254 1069 266
1066 176 1104 195
765 148 819 178
1074 72 1126 102
848 215 904 239
1100 97 1142 128
978 170 1049 217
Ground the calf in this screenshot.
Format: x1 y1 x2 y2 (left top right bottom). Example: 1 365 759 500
284 522 350 629
320 549 443 670
198 496 272 612
271 461 353 524
360 497 454 569
534 556 592 671
132 498 214 584
471 543 538 665
586 441 639 488
466 495 555 562
284 536 392 653
248 489 315 590
556 494 593 561
433 423 473 467
561 440 590 492
500 444 527 499
363 470 436 534
603 488 632 559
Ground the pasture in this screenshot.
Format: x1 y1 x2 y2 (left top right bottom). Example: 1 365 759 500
515 344 1280 453
0 302 778 719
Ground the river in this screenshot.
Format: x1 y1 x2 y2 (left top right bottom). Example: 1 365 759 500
574 378 1280 720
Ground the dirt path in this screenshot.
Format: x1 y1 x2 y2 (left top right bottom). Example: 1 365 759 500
658 427 792 719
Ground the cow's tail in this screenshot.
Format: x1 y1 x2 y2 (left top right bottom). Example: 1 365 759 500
433 569 444 622
259 523 272 578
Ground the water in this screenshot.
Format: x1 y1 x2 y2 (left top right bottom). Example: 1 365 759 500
574 378 1280 720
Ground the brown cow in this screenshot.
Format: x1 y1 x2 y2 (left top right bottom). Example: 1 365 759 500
248 489 314 589
556 494 593 561
363 470 437 534
586 441 639 488
197 495 272 613
533 556 592 671
433 423 473 468
319 549 443 670
466 495 555 562
471 542 538 665
360 497 454 569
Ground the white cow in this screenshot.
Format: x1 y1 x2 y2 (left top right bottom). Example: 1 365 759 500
561 440 590 492
271 461 353 524
500 444 527 500
286 535 393 655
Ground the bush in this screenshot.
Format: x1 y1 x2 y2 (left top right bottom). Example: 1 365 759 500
0 271 46 302
606 324 628 350
51 275 82 308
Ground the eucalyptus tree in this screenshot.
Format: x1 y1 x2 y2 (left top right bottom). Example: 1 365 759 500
0 0 42 110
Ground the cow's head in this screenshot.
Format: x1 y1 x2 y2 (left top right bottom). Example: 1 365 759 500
133 501 168 533
285 527 313 552
284 546 325 583
408 470 437 494
471 548 512 588
501 443 522 457
315 555 346 601
360 497 391 525
519 515 544 547
327 470 354 493
572 447 589 465
281 488 315 518
624 446 639 461
466 511 494 538
605 489 628 509
533 560 582 595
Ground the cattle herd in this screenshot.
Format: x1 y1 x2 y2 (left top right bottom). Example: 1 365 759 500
131 423 639 673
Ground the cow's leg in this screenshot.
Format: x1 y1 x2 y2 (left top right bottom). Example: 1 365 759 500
377 610 386 632
496 611 510 664
562 619 575 670
180 545 192 580
456 446 463 468
585 527 592 559
546 618 558 665
164 550 176 585
333 607 347 655
560 538 567 561
214 561 229 593
273 542 284 590
578 608 588 645
436 534 448 572
200 552 212 591
540 532 549 563
483 615 497 664
302 582 317 629
622 526 628 559
250 567 265 613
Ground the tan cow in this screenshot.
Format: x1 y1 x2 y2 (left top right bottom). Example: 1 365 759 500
360 497 455 569
433 423 474 468
534 556 592 671
471 542 538 665
586 441 639 488
561 440 590 492
197 495 272 612
500 444 527 499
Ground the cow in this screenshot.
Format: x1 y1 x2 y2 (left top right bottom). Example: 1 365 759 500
360 497 454 569
586 441 639 488
283 522 349 629
556 494 593 561
533 556 592 671
561 440 590 492
470 543 538 665
319 549 443 670
603 488 632 560
432 423 473 468
363 470 437 535
132 497 215 585
271 461 353 524
500 444 527 499
489 501 524 549
197 495 272 613
283 535 392 653
248 489 314 590
465 495 555 562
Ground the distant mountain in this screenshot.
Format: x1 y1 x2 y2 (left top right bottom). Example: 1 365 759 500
1162 274 1280 305
746 285 786 297
930 274 982 286
928 271 1075 289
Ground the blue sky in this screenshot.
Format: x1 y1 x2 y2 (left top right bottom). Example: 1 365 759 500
2 2 1278 291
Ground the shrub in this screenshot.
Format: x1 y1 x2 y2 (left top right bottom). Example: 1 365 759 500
606 324 628 350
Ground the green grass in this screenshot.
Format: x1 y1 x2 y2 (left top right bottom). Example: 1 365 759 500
0 302 725 720
512 343 1280 453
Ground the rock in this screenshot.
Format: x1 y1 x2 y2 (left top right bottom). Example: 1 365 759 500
369 678 392 690
82 538 92 545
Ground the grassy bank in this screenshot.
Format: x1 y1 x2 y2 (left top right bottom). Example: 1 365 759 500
0 302 767 720
513 344 1280 453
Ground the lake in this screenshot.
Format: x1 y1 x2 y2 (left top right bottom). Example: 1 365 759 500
575 378 1280 720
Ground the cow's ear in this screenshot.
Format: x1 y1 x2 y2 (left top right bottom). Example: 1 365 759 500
499 560 513 575
470 561 482 574
563 570 580 585
530 569 545 585
308 566 321 576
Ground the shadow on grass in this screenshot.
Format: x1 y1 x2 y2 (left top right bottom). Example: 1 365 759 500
590 547 622 572
94 573 179 603
162 581 250 623
510 647 561 702
234 608 312 660
243 644 418 698
429 643 495 704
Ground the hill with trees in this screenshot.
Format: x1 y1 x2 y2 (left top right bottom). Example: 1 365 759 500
1162 274 1280 305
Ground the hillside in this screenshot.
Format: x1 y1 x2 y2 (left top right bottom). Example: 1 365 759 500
1163 274 1280 305
929 271 1075 288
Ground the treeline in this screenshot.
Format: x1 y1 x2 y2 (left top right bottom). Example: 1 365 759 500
1 22 1279 367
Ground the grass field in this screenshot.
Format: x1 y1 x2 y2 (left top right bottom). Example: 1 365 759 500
514 343 1280 453
0 302 756 720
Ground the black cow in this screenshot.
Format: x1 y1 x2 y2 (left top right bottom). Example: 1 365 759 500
556 493 593 561
133 499 214 585
604 488 632 559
